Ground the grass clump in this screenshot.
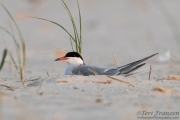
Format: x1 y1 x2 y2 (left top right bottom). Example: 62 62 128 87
0 3 26 87
31 0 82 54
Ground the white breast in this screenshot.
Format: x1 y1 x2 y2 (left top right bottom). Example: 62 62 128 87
64 64 80 75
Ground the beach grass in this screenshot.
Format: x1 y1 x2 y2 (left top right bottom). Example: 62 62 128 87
30 0 82 54
0 3 26 87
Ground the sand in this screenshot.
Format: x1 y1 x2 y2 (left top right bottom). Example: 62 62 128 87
1 0 180 120
1 62 180 120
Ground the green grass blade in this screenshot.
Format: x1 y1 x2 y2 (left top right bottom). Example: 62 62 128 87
7 22 23 66
61 0 81 53
30 16 76 42
61 0 79 40
0 49 7 71
0 3 23 40
0 26 21 67
1 3 26 87
61 0 82 54
30 15 81 53
1 38 18 70
30 0 82 54
69 36 75 51
76 0 82 54
1 3 26 72
0 26 20 49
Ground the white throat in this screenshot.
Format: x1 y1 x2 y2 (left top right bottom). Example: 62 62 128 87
66 57 83 65
64 57 84 75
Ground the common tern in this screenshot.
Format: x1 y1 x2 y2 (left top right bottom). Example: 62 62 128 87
55 52 158 76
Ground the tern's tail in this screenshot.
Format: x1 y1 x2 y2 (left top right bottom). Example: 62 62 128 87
118 53 158 75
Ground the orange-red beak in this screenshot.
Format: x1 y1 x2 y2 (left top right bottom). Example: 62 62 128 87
55 57 69 61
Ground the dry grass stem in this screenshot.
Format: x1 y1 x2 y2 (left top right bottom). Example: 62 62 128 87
0 84 14 91
107 76 135 87
153 86 178 93
57 80 68 83
156 78 166 81
27 81 40 87
14 86 24 89
16 76 41 82
167 75 180 80
0 85 24 90
148 65 152 80
92 80 112 84
26 77 47 87
24 76 41 82
112 53 119 67
88 68 98 75
107 76 129 84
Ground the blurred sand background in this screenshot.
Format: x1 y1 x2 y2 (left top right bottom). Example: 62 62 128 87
0 0 180 120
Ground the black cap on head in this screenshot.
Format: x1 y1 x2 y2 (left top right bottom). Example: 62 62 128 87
65 52 84 61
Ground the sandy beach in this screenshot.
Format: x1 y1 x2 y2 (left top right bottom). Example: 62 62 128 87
1 0 180 120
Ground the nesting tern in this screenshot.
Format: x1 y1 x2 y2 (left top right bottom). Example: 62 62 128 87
55 52 158 76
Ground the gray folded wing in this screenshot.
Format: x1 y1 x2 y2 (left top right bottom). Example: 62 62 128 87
118 53 158 74
72 65 119 76
72 53 158 76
